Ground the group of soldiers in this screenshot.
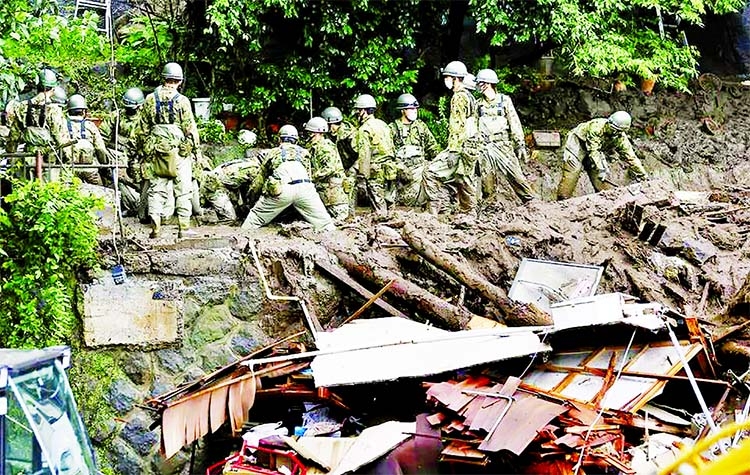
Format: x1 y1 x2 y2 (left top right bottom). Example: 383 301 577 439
0 59 649 237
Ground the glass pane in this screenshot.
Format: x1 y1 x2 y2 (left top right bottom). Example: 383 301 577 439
5 391 37 475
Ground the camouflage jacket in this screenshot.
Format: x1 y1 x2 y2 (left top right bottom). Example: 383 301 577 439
571 118 646 178
137 85 201 152
331 120 358 169
446 88 477 152
355 115 396 179
255 142 311 196
6 92 67 154
202 156 262 194
476 93 525 148
100 110 141 152
389 118 440 163
65 115 109 164
309 136 345 183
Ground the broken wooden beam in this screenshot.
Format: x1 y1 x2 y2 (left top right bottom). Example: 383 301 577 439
400 222 552 327
315 258 408 320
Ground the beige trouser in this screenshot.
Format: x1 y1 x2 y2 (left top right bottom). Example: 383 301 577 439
241 182 334 231
557 134 613 200
148 156 193 219
424 150 477 214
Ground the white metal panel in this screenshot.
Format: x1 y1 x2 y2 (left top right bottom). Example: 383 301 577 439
524 370 568 390
508 259 603 312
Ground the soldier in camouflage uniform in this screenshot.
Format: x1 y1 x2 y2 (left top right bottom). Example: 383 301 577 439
557 111 648 200
241 125 334 231
352 94 396 218
136 62 202 238
321 106 358 216
201 130 263 222
304 116 349 222
7 68 68 173
100 87 146 215
474 69 535 203
424 60 479 216
63 94 109 186
388 93 439 207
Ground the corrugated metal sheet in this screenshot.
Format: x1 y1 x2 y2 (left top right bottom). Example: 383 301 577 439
523 341 703 412
311 318 551 387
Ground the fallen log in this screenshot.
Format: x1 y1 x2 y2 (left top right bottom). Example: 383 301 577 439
400 222 552 326
332 249 476 330
722 272 750 320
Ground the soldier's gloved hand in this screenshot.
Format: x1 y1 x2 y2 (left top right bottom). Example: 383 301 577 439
515 146 529 163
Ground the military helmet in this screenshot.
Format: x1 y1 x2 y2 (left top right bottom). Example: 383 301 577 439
608 111 632 131
475 69 499 85
162 62 184 81
51 86 68 105
238 129 257 146
396 93 419 110
67 94 87 112
39 68 58 89
441 61 468 78
122 87 145 109
321 106 343 124
353 94 377 109
304 116 329 134
463 74 477 91
279 124 299 141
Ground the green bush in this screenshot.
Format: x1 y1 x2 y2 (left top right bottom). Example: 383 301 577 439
0 179 102 348
198 118 229 144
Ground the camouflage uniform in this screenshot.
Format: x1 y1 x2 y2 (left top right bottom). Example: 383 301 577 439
241 142 334 231
201 150 263 222
557 118 647 200
136 84 201 223
64 114 109 185
355 115 397 217
100 110 142 212
476 94 535 203
330 120 358 215
424 88 478 214
389 118 439 207
7 93 68 174
308 136 349 222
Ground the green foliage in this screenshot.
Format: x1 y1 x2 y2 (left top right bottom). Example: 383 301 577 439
198 118 229 144
420 95 450 149
0 0 110 108
115 15 176 86
0 179 102 348
469 0 745 91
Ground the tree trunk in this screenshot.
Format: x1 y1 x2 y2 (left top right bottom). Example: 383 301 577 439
400 222 553 327
723 272 750 320
331 249 475 330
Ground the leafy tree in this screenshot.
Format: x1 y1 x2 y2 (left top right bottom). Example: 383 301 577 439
469 0 745 91
0 179 101 348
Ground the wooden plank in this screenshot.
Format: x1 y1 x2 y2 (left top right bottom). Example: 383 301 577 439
316 258 408 319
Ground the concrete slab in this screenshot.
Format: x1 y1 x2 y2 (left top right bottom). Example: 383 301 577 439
82 276 183 348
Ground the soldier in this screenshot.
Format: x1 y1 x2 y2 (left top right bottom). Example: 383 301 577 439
557 111 648 200
51 87 68 108
388 93 439 207
304 116 349 222
352 94 396 218
137 62 202 238
201 129 263 222
474 68 535 203
6 68 68 171
322 106 358 216
64 94 109 185
100 87 146 215
241 125 334 231
424 60 479 216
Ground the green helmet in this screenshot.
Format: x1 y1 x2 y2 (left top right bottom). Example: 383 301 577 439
162 62 184 81
122 87 145 109
321 106 343 124
67 94 87 113
441 61 468 78
279 124 299 141
39 68 58 89
353 94 376 109
396 93 419 109
51 86 68 105
304 116 328 133
475 69 499 85
608 111 632 131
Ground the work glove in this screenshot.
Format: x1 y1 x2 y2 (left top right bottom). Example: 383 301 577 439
515 145 529 163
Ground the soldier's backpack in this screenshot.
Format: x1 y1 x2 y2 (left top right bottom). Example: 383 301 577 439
477 95 509 139
23 100 53 146
145 91 185 178
67 118 96 164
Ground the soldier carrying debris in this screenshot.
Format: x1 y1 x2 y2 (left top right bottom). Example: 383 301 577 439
557 111 648 200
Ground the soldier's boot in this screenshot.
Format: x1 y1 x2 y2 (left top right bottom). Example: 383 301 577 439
178 216 199 238
149 215 161 239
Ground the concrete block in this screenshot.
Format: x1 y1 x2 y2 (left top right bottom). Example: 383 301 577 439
82 277 183 348
80 183 117 235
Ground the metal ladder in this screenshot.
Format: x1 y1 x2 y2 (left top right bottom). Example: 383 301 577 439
73 0 113 41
